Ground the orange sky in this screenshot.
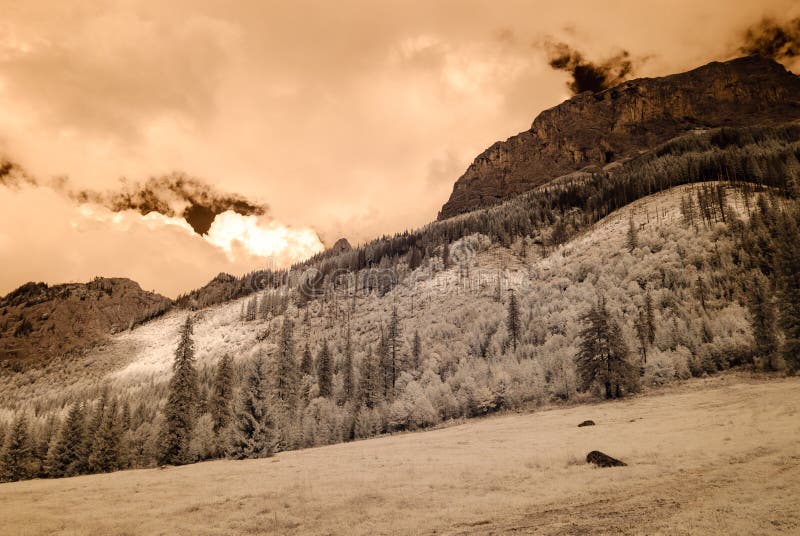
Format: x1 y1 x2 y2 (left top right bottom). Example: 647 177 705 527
1 0 798 297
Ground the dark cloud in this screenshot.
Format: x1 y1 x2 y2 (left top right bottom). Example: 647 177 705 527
0 159 37 189
0 160 267 235
739 17 800 60
67 173 268 235
545 41 634 94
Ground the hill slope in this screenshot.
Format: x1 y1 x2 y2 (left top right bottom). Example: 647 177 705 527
0 278 171 369
438 55 800 219
1 374 797 535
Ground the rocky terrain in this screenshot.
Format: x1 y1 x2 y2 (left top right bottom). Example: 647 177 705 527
0 278 171 369
438 55 800 219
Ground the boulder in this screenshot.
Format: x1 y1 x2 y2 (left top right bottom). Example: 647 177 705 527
586 450 626 467
578 420 595 427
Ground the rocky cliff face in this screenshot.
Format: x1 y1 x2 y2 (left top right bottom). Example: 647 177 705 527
0 278 171 369
438 55 800 219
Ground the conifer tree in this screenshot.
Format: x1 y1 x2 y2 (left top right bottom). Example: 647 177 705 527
775 212 800 373
388 307 402 391
341 324 354 402
316 340 333 398
358 345 381 409
158 316 198 465
507 290 520 352
300 341 314 376
228 354 273 459
210 354 234 438
748 271 778 370
644 292 656 345
626 215 639 252
274 316 299 410
378 326 392 398
411 330 422 371
46 401 87 477
575 297 639 399
0 415 31 483
88 397 121 473
34 415 57 478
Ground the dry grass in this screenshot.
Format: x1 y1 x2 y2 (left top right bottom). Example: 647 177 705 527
1 374 799 535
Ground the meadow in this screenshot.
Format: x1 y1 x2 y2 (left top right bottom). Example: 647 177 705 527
1 373 797 535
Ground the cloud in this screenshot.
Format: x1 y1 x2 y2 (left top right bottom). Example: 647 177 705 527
544 41 635 94
739 17 800 61
65 173 268 235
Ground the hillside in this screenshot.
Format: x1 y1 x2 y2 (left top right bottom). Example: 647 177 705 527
0 278 171 369
1 374 797 535
0 181 788 462
438 55 800 219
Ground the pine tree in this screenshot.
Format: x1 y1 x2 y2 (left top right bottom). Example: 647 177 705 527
274 316 299 410
228 354 273 459
575 298 639 399
341 324 354 403
358 345 381 409
34 415 57 478
316 340 333 398
0 415 31 483
88 397 121 473
378 326 392 398
46 401 87 477
158 316 199 465
411 330 422 371
775 212 800 373
245 295 258 321
300 341 314 376
210 354 234 437
644 292 656 345
507 290 520 352
388 307 402 392
748 271 779 370
626 215 639 252
442 243 451 269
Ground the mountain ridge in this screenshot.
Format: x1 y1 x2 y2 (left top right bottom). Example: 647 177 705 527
438 55 800 219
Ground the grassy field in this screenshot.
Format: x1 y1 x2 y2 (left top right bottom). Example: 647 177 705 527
1 373 798 535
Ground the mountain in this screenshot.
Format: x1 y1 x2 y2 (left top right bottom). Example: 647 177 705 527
0 278 171 369
438 55 800 219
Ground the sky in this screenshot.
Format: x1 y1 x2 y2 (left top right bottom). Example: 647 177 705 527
1 0 799 298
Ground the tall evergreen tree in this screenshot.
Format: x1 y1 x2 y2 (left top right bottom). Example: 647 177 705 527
644 292 656 345
316 340 333 398
378 326 393 398
300 341 314 376
748 271 779 370
775 212 800 373
88 397 121 473
387 307 402 392
274 316 299 410
575 298 639 399
158 316 199 465
46 401 87 477
507 290 520 352
358 345 381 409
210 354 234 437
228 354 273 459
0 415 31 483
411 330 422 371
626 215 639 252
341 324 354 402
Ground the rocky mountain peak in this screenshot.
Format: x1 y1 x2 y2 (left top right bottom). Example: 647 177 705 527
438 55 800 220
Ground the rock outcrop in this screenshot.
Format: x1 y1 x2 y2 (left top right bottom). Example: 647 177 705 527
0 278 171 368
438 55 800 219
